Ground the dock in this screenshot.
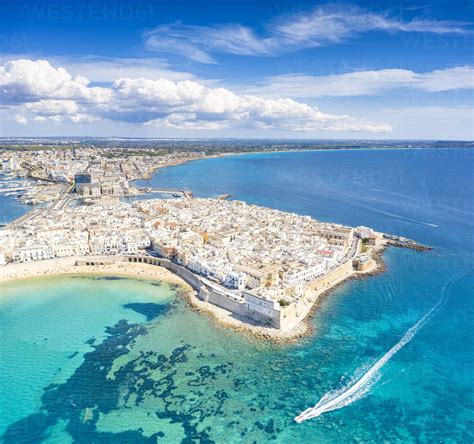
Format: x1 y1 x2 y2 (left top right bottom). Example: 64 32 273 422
136 187 193 198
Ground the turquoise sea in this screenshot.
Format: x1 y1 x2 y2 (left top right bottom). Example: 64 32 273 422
1 148 473 442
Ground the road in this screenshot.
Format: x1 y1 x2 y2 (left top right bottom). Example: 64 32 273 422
322 237 360 277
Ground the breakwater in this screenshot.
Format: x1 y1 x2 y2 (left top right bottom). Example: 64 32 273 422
384 234 432 251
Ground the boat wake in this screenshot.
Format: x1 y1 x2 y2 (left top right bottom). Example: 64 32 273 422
367 207 439 228
295 298 445 423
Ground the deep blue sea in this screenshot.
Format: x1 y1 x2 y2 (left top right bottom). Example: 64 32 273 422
1 148 473 442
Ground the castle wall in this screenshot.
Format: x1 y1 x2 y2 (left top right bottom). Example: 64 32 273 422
76 254 355 331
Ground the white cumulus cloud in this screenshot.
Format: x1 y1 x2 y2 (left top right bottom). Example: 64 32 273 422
0 59 113 104
3 59 392 134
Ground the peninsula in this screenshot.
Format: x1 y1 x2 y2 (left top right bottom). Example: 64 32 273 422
0 145 428 340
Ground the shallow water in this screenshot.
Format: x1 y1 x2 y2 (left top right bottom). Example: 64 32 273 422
1 148 473 442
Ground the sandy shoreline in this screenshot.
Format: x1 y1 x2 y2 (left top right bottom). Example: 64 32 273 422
0 256 310 341
0 251 386 343
0 257 192 289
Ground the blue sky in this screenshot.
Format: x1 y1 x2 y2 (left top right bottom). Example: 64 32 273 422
0 0 473 139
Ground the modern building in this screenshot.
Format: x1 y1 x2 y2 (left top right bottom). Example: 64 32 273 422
74 173 92 184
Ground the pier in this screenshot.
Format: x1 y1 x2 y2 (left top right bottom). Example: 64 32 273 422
136 187 193 198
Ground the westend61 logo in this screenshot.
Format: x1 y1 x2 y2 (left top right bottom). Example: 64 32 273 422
24 3 154 22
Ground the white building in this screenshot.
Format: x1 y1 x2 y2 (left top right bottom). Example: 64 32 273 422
13 245 54 262
223 271 246 289
188 258 211 276
283 262 325 285
0 249 6 266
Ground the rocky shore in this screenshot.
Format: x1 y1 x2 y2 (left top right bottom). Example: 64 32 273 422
181 249 387 344
0 245 395 344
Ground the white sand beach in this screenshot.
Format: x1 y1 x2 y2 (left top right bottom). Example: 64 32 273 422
0 253 384 343
0 257 191 288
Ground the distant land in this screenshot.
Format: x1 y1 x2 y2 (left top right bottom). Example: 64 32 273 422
0 138 472 154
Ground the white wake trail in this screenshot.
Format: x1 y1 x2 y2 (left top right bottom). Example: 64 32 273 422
295 299 444 423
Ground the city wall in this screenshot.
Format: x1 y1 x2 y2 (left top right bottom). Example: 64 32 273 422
135 255 285 328
202 287 281 328
76 254 355 331
308 259 353 293
79 255 283 327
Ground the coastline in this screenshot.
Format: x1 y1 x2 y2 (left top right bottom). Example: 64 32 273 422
0 255 311 342
0 256 307 341
184 290 311 343
0 252 386 343
1 148 400 343
184 249 386 344
0 257 192 290
140 153 229 181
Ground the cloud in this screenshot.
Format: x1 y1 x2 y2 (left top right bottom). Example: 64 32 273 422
0 54 207 84
49 56 199 83
25 99 80 115
272 4 470 44
144 24 277 64
416 66 474 92
13 114 27 124
143 4 471 63
1 59 391 133
366 105 474 140
244 66 474 98
145 113 230 130
20 99 99 124
114 77 206 107
113 75 391 132
0 59 112 104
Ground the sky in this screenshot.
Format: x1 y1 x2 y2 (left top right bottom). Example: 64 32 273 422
0 0 473 139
